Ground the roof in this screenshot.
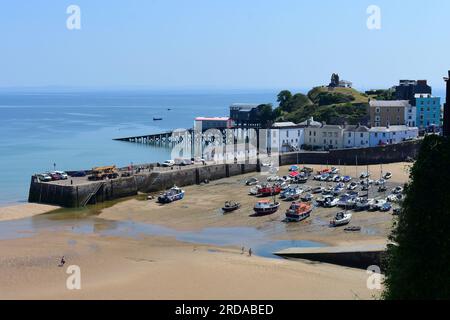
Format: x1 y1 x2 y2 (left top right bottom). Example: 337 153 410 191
369 100 411 107
272 122 297 128
230 103 260 110
369 125 418 132
195 117 230 121
344 125 370 132
298 117 322 127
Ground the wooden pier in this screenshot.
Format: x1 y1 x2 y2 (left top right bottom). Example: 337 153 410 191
113 129 194 144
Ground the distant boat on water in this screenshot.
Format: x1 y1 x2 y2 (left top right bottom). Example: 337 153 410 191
153 117 163 121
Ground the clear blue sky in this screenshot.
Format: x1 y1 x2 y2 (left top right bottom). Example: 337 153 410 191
1 0 449 91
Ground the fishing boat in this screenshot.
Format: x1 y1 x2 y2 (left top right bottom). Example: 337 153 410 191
330 211 352 227
285 202 313 222
354 198 373 211
157 186 185 203
222 201 241 213
253 199 280 216
257 184 282 197
153 117 163 121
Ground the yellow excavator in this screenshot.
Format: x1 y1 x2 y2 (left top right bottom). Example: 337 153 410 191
88 166 119 181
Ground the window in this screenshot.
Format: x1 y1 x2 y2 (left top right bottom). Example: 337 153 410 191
375 133 378 137
376 107 380 113
348 140 351 145
286 131 289 138
334 132 338 137
360 133 364 138
348 132 351 137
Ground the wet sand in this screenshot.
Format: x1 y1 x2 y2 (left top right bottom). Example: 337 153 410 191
0 203 60 222
0 162 410 299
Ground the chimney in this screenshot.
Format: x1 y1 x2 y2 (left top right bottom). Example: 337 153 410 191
444 71 450 137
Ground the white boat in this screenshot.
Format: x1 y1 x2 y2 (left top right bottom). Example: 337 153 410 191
331 211 352 227
324 197 339 208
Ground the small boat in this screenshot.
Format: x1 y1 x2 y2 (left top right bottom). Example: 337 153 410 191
301 193 313 202
330 211 352 227
316 194 333 206
253 199 280 216
347 182 358 190
378 185 387 192
392 186 404 195
370 199 387 211
324 197 339 208
285 202 313 222
249 184 262 195
383 172 392 180
379 202 392 212
222 201 241 213
354 198 373 211
284 187 302 201
245 177 259 186
296 173 308 184
257 184 282 197
337 194 357 208
157 186 185 203
344 226 361 232
153 117 163 121
312 186 325 194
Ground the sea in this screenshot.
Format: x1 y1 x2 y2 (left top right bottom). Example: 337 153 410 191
0 90 278 206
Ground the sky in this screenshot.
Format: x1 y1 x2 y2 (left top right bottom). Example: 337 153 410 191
1 0 449 91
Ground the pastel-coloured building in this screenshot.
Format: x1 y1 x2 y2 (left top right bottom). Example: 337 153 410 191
415 94 441 129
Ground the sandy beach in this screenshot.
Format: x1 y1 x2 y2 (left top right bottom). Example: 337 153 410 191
0 203 60 222
0 163 410 299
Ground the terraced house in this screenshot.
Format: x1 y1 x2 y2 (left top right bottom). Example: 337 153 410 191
414 93 442 129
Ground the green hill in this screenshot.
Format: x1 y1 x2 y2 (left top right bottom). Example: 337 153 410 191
274 86 370 125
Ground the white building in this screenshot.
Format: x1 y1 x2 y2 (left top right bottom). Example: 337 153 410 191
369 125 419 147
343 125 370 148
269 122 305 152
304 124 345 150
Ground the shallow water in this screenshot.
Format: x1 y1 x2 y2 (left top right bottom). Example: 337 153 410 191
0 209 324 259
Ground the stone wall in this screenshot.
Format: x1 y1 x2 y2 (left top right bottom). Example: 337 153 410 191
28 140 421 208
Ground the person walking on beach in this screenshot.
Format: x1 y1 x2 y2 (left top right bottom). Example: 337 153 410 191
241 246 245 254
248 248 252 257
58 256 66 267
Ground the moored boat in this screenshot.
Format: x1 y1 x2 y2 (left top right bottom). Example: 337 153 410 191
157 186 185 203
253 199 280 216
330 211 352 227
257 184 282 197
222 201 241 213
285 202 313 222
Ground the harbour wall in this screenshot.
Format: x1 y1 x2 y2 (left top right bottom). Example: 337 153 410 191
28 140 420 208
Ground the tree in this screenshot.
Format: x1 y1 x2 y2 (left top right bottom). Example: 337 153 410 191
383 135 450 299
277 90 292 112
257 104 275 128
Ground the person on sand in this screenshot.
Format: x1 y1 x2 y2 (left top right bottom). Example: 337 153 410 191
58 256 66 267
248 248 252 257
241 246 245 254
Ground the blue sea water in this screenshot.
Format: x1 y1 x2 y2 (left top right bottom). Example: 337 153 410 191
0 90 277 205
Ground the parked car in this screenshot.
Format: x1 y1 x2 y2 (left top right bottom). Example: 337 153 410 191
54 171 68 180
161 160 175 167
347 182 358 190
49 172 61 181
37 173 52 182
